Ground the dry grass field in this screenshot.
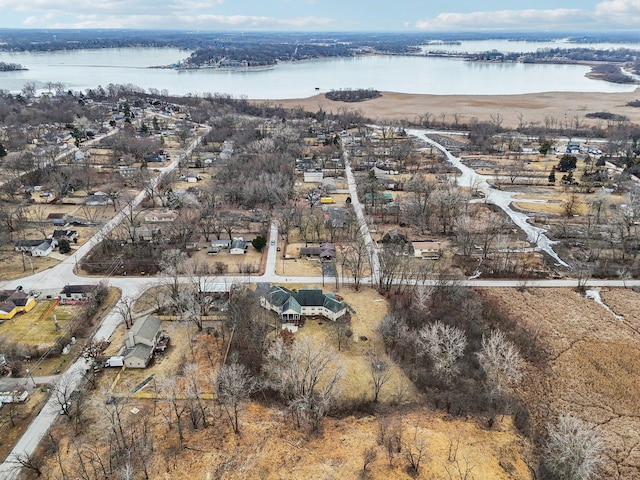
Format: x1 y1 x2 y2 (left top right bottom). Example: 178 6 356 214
0 390 49 463
480 287 640 479
273 90 640 130
31 283 541 479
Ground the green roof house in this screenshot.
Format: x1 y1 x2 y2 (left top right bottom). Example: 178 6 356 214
261 286 347 322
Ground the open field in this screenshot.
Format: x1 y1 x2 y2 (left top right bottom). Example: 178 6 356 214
0 301 78 350
273 90 640 130
190 242 264 275
39 285 533 480
0 250 59 281
481 287 640 479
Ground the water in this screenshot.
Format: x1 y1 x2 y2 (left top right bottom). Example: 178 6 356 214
420 39 640 54
0 44 638 99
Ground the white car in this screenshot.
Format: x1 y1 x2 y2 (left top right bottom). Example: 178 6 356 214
270 240 275 245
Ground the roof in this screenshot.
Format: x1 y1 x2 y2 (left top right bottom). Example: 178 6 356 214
323 296 345 313
52 229 77 239
124 344 154 363
0 302 16 314
230 238 246 250
294 288 326 307
60 285 96 295
319 243 336 258
264 286 347 316
282 297 301 314
130 315 162 343
300 243 336 258
265 286 294 307
211 239 231 247
300 246 320 256
15 239 44 248
411 241 444 250
0 290 28 306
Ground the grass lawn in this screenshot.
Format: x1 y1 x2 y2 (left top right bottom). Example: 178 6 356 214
0 301 79 349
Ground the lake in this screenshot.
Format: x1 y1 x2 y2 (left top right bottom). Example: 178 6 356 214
0 43 638 99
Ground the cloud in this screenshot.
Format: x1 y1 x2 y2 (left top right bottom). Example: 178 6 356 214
41 13 334 30
5 0 335 30
415 8 590 31
595 0 640 24
415 0 640 31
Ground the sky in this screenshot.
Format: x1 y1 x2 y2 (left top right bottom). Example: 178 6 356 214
1 0 640 32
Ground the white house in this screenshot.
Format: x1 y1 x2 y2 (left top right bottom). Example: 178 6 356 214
14 238 58 257
261 286 347 322
230 237 248 255
124 315 163 369
411 241 444 260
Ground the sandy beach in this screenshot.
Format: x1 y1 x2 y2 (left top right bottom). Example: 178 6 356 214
272 89 640 129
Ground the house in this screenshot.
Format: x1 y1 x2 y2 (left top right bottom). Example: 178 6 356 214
261 286 347 322
59 285 97 302
32 240 56 257
300 243 336 260
381 229 408 246
51 229 78 242
143 211 177 223
0 290 36 320
566 143 581 154
118 166 137 178
136 226 161 242
209 239 231 254
85 193 112 206
123 315 163 369
328 207 351 229
411 240 444 260
14 238 57 257
304 171 324 183
230 237 248 255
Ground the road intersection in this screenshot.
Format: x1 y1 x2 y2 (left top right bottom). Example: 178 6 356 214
0 127 635 478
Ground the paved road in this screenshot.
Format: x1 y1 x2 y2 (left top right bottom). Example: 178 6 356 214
0 122 210 480
343 148 381 285
0 124 635 478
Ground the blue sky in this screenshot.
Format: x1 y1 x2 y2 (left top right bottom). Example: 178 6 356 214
1 0 638 31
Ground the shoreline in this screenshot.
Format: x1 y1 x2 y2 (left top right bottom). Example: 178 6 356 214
268 89 640 129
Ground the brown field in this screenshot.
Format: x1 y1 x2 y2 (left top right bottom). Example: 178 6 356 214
39 287 533 480
190 242 265 275
278 243 323 276
480 287 640 479
0 390 49 463
272 90 640 130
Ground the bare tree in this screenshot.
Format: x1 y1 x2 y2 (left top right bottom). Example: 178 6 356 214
115 296 136 329
477 329 523 395
543 415 604 480
404 425 428 475
416 321 467 382
9 451 43 477
343 236 370 291
214 361 258 434
369 354 393 403
53 373 76 416
328 318 352 351
378 312 410 356
360 445 377 480
264 337 342 432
